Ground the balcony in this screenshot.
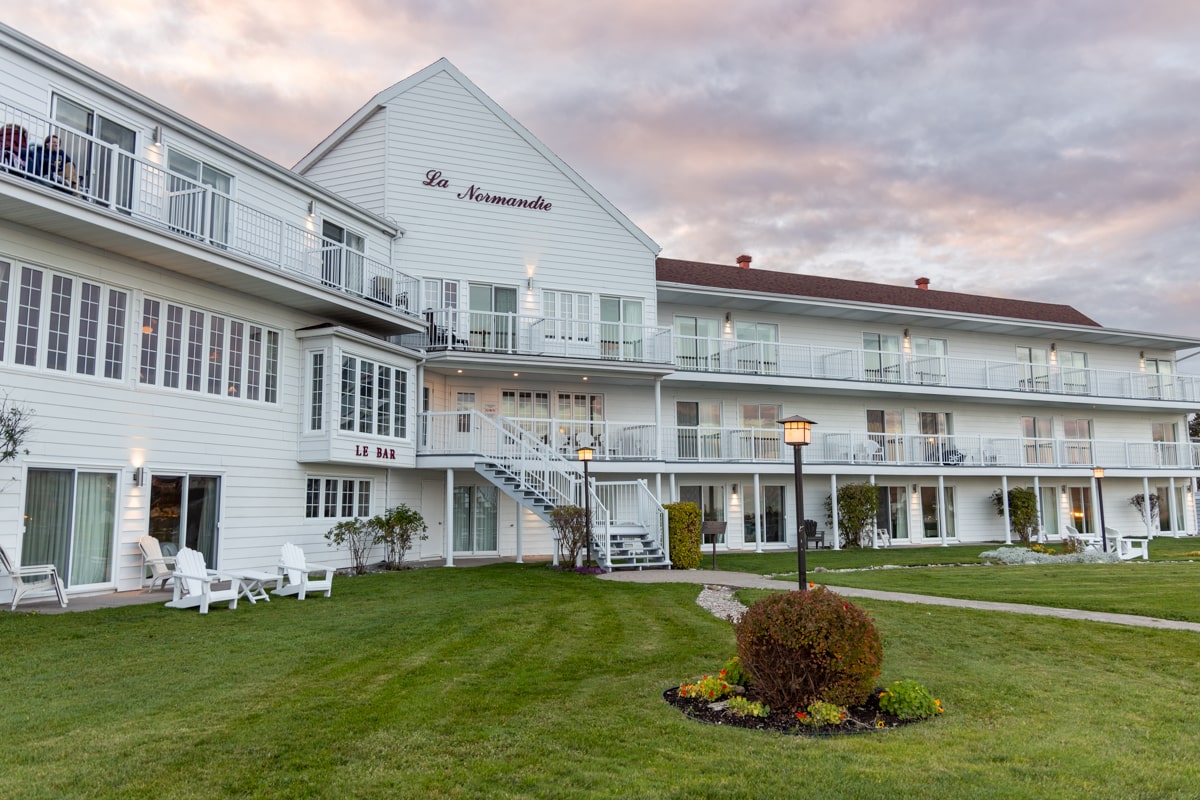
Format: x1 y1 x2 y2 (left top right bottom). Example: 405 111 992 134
419 414 1199 471
673 336 1198 403
1 102 419 319
400 308 673 365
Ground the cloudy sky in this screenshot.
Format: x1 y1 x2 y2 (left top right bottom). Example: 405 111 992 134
11 0 1200 343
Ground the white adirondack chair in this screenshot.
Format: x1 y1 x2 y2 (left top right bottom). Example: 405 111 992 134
0 545 67 611
272 543 334 600
164 547 241 614
1106 527 1150 561
138 535 176 592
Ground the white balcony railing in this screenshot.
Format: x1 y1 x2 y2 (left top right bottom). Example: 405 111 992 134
399 308 673 365
1 102 419 318
673 336 1199 403
420 415 1198 471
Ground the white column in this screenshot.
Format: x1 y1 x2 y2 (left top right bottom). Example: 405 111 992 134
753 472 763 554
937 474 947 546
830 474 840 551
1169 476 1179 535
1143 476 1154 536
1033 476 1042 541
669 472 677 502
654 378 662 460
1001 475 1012 545
1192 476 1199 534
444 469 455 567
515 497 524 563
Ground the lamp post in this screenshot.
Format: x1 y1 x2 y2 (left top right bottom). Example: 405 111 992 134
578 446 594 568
779 415 816 591
1094 467 1107 553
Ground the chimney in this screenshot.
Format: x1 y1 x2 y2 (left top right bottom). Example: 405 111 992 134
915 277 930 290
736 254 752 269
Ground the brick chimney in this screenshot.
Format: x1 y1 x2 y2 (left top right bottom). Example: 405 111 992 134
915 277 930 290
736 254 752 269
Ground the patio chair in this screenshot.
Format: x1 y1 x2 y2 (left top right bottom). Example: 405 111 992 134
1105 527 1149 561
1062 525 1102 552
272 543 334 600
0 545 67 611
803 519 826 549
138 535 176 592
164 547 241 614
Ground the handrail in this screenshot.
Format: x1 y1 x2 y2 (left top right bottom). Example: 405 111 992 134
0 101 419 318
672 335 1197 403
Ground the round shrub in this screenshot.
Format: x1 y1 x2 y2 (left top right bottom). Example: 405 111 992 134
734 587 883 711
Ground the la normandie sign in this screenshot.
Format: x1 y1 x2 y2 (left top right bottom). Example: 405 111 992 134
422 169 552 212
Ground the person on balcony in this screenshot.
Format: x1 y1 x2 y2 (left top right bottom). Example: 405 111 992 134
1 124 28 171
29 132 77 190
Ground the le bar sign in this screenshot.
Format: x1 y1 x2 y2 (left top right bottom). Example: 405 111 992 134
422 169 552 212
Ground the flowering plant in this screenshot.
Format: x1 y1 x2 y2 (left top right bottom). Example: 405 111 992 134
725 696 770 718
796 700 847 728
678 672 733 701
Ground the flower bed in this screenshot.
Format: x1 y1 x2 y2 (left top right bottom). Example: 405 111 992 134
663 686 922 735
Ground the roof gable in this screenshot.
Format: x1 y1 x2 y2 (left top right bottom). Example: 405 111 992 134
657 257 1101 327
296 58 659 255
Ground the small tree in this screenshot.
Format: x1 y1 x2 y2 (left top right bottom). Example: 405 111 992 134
371 504 428 569
325 518 375 575
1130 493 1160 524
0 394 33 491
824 483 879 548
990 487 1040 544
549 505 590 567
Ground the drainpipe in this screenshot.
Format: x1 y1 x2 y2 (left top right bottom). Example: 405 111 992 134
515 498 524 563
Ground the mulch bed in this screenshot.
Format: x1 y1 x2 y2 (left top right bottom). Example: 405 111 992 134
663 687 918 735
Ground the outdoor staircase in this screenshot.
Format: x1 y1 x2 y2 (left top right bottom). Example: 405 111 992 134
464 412 670 571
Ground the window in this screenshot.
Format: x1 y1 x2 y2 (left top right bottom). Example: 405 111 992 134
866 410 904 462
863 332 902 382
676 400 721 459
166 149 233 244
1059 350 1090 394
22 468 117 587
680 484 727 542
734 321 779 374
52 94 137 209
502 389 551 442
600 296 643 360
1143 358 1175 400
454 485 498 552
1152 422 1179 466
0 263 129 380
1016 346 1050 391
920 486 956 539
1022 416 1054 465
309 352 325 431
739 403 780 459
1068 487 1094 534
305 477 372 519
919 411 956 463
1063 418 1093 465
544 291 592 343
457 392 476 434
469 283 518 351
558 392 604 449
674 315 720 370
337 353 409 439
321 220 365 293
910 336 947 385
139 298 279 403
744 485 785 544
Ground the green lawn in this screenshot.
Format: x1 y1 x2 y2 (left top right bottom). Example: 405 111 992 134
4 563 1200 799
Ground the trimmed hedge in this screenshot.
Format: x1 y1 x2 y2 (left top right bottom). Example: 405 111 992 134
664 501 701 569
734 587 882 710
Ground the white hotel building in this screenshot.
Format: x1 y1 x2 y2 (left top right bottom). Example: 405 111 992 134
2 23 1198 601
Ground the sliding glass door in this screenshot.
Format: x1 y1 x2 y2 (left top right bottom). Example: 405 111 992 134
148 473 222 565
22 468 117 587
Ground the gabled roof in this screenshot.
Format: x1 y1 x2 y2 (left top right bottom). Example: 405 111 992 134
295 58 660 255
657 257 1101 327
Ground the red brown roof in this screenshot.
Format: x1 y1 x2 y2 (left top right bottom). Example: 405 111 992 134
656 258 1100 327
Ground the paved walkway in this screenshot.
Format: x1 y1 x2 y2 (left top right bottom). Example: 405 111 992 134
598 569 1200 633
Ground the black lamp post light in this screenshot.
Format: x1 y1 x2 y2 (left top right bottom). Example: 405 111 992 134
779 414 816 591
578 446 594 568
1094 466 1107 553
